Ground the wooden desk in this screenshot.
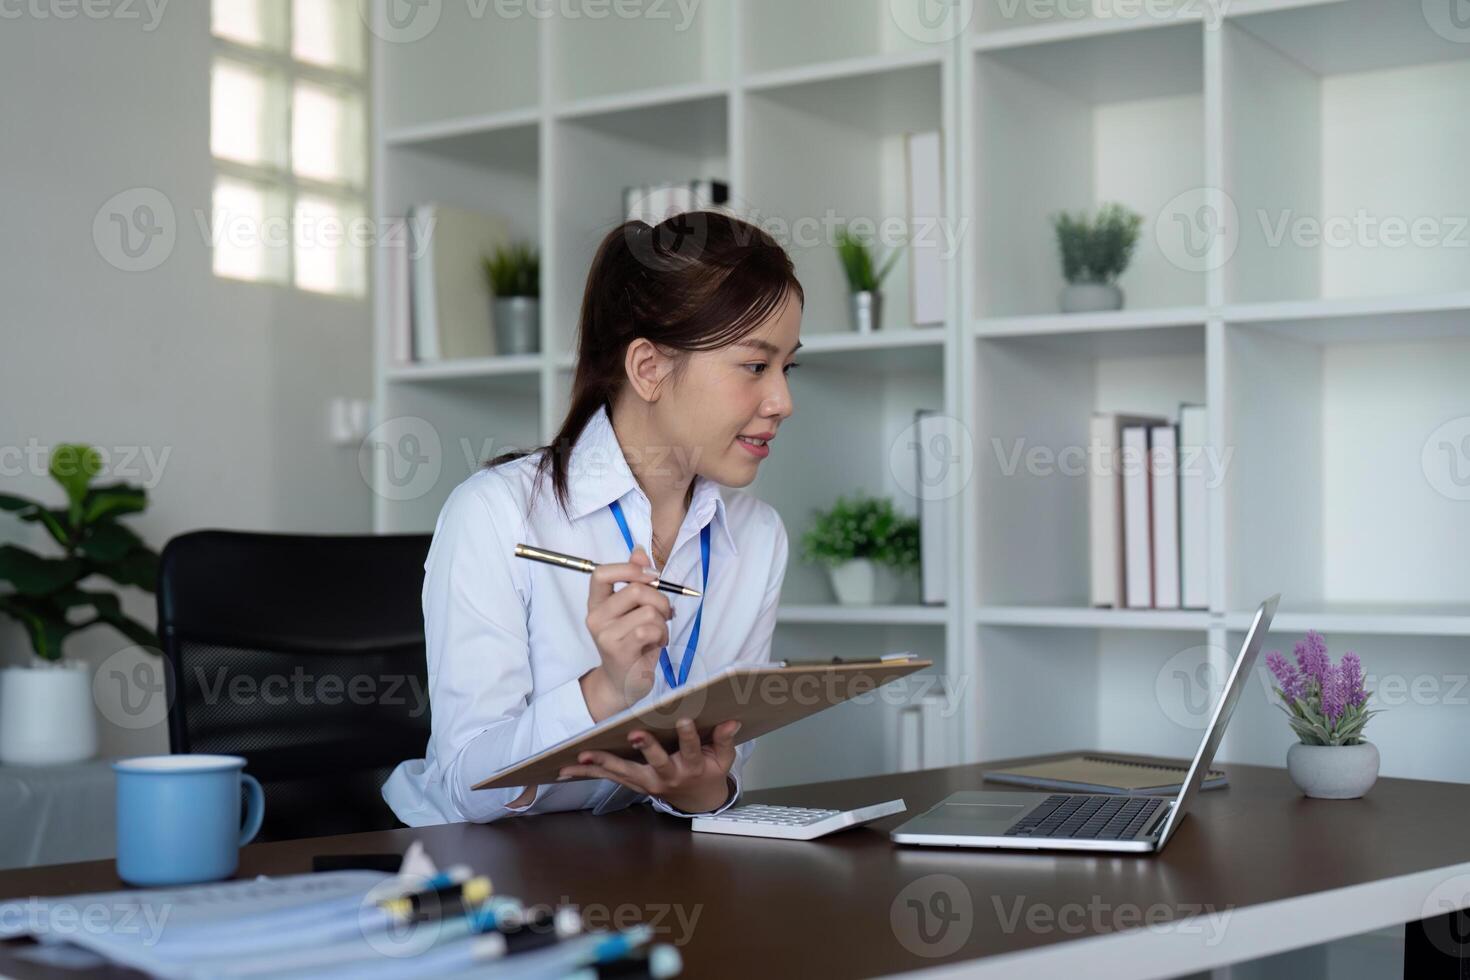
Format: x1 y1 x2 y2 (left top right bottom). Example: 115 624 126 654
3 758 1469 979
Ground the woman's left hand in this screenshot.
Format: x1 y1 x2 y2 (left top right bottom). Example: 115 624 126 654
557 718 740 814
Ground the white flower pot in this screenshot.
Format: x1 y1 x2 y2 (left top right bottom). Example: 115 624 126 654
1059 282 1124 313
1287 741 1380 800
0 662 99 766
828 559 901 606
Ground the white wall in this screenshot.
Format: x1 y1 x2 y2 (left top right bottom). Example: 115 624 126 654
0 3 374 757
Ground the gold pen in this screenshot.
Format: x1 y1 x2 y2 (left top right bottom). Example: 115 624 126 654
514 543 703 598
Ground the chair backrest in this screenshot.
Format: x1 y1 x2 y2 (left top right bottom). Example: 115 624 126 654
156 530 432 841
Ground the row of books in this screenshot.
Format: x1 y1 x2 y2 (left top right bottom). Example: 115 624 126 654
1089 405 1209 610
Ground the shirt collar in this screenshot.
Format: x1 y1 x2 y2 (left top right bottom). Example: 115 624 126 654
566 404 738 558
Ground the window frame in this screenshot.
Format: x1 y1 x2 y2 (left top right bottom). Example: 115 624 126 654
209 3 371 297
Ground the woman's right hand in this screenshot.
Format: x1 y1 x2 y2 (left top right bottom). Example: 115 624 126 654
580 545 674 721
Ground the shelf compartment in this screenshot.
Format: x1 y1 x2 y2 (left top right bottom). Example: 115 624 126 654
743 60 945 340
1219 628 1470 781
379 4 539 132
1223 323 1470 616
741 0 943 76
381 123 540 278
1222 0 1470 306
371 381 542 534
549 0 731 104
975 625 1211 765
972 22 1207 318
548 92 729 358
972 325 1208 606
751 366 943 607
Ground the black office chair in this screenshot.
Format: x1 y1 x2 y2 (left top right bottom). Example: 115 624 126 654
156 530 433 841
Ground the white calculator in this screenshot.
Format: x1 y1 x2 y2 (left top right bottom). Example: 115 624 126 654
691 799 907 840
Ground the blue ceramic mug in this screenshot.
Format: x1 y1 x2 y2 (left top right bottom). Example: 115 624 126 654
113 754 265 886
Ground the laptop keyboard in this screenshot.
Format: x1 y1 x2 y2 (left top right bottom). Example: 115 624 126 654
1005 794 1166 840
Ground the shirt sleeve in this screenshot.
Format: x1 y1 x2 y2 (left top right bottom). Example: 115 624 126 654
649 509 789 818
417 474 596 824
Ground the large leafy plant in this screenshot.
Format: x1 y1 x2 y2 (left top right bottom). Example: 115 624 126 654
801 494 919 573
1050 202 1143 285
0 444 159 662
1265 632 1380 746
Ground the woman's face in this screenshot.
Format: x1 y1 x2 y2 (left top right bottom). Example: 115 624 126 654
660 290 801 489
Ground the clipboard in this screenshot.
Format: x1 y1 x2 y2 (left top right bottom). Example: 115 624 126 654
473 658 933 790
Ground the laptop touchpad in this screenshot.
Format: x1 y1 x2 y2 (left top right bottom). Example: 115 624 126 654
932 801 1026 832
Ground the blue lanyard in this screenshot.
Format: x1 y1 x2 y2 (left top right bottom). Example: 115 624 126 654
607 499 710 689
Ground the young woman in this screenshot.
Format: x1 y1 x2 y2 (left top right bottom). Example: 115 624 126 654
384 213 803 826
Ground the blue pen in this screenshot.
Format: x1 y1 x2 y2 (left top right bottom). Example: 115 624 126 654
422 924 654 979
564 942 683 980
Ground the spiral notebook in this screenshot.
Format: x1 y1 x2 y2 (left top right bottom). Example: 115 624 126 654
981 753 1227 795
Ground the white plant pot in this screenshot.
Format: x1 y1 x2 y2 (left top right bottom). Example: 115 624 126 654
1059 282 1124 313
1287 741 1380 800
828 559 901 606
0 662 99 766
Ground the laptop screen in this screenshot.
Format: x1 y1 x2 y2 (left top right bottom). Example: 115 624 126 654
1155 594 1279 845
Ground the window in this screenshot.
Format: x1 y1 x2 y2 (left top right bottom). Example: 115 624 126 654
210 0 368 296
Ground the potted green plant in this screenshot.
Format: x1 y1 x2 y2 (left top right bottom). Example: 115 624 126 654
482 242 541 355
801 494 920 605
1049 202 1143 313
835 226 904 334
0 444 160 765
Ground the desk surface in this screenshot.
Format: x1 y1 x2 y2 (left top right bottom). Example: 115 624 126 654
3 756 1470 979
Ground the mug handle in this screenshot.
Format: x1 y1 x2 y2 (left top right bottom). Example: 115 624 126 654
239 773 265 846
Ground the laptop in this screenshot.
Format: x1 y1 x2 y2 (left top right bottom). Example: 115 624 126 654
891 594 1278 853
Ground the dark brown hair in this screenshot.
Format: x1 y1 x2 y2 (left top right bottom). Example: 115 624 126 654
486 211 803 519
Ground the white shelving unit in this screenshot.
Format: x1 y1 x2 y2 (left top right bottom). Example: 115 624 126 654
371 0 1470 790
959 0 1470 779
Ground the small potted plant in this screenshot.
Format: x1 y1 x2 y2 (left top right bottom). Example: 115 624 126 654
482 242 541 355
1265 632 1382 799
1050 202 1143 313
801 494 919 605
0 445 160 765
835 226 904 334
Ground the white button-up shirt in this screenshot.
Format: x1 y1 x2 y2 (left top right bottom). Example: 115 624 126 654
383 404 790 826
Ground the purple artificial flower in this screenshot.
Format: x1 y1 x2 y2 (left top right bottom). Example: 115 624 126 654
1340 652 1367 708
1266 650 1305 703
1294 630 1331 686
1320 663 1348 724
